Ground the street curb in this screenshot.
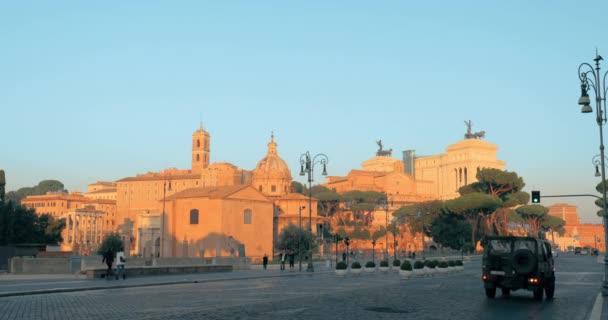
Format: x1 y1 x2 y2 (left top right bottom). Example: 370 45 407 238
588 293 604 320
0 271 330 298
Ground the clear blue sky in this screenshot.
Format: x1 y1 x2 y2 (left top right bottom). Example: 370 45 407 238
2 1 607 223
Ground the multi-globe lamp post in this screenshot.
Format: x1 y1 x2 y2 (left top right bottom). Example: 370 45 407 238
578 52 608 296
298 205 306 272
300 151 328 272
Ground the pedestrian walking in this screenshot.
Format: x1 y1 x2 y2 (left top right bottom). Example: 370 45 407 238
102 249 114 279
288 252 295 271
280 250 286 271
115 251 126 280
263 254 268 270
342 252 346 262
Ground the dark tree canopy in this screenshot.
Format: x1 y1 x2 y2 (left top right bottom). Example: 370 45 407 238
0 201 65 245
341 190 386 226
513 204 550 237
275 224 314 257
443 192 502 246
594 180 608 217
462 169 525 199
428 214 472 250
291 181 306 194
6 180 66 204
97 232 125 254
393 200 444 236
311 186 341 218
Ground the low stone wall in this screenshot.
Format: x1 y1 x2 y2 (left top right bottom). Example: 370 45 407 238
81 256 250 271
8 255 249 274
9 257 71 274
85 264 232 279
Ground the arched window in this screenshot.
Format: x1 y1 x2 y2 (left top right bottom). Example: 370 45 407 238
190 209 199 225
197 139 200 148
244 209 252 224
196 154 200 162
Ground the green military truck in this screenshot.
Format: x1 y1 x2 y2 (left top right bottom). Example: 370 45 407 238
481 236 555 301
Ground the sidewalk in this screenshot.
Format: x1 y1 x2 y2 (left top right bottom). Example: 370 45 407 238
0 262 332 298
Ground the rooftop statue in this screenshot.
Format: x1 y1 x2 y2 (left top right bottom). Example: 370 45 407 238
464 120 485 139
376 139 392 156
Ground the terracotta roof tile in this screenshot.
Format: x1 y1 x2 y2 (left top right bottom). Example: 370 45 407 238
165 184 261 200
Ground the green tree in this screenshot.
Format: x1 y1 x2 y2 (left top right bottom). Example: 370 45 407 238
542 215 566 243
444 193 502 247
311 186 341 218
275 224 314 258
595 180 608 217
459 169 527 235
5 180 66 204
291 181 306 194
427 214 472 250
341 190 386 226
392 200 443 236
513 204 549 237
35 214 66 244
97 232 125 254
0 202 65 245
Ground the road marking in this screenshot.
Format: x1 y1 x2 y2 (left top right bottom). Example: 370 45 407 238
556 272 603 275
557 282 600 286
588 293 603 320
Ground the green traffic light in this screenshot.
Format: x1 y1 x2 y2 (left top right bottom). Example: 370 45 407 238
531 191 541 203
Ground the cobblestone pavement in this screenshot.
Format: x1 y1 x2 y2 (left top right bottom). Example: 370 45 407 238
0 255 604 320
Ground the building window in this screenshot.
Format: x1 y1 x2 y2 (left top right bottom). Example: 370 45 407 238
244 209 252 224
259 185 262 192
197 154 200 162
271 185 276 192
197 139 200 148
190 209 199 225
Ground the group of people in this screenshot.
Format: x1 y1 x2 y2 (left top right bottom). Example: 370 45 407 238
262 250 296 271
102 249 127 280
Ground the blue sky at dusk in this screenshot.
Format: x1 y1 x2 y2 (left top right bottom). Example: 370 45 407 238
2 1 607 223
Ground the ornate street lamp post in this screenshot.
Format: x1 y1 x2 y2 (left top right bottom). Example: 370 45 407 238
161 178 172 258
298 205 306 272
578 52 608 296
299 151 328 272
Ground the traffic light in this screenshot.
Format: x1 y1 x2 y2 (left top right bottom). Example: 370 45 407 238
531 191 541 203
344 237 350 247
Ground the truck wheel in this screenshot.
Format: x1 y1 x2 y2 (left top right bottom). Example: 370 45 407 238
533 287 543 301
545 280 555 299
485 287 496 298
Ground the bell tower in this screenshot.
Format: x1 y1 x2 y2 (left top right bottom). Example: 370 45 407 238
192 122 210 173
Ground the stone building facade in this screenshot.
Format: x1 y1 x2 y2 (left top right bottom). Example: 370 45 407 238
547 203 605 250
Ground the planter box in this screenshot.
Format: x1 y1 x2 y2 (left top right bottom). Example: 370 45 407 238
335 269 347 277
364 267 376 273
437 267 449 274
351 268 362 275
413 268 425 277
379 266 389 273
399 270 413 279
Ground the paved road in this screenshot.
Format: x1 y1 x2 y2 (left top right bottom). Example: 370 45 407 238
0 254 605 320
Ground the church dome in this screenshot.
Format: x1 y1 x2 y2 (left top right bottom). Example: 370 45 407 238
253 134 292 180
252 134 292 196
